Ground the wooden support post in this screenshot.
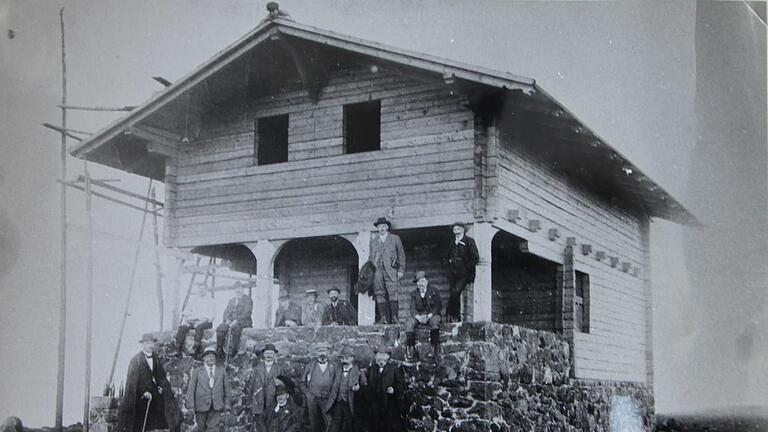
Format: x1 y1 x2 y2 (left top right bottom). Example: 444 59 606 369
248 240 279 328
556 245 577 378
55 8 67 432
83 166 94 432
150 188 164 331
347 231 375 325
471 222 497 322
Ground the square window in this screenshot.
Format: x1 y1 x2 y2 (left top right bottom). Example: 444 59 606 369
344 100 381 154
256 114 289 165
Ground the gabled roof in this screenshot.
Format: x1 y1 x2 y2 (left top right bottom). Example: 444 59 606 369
69 17 698 226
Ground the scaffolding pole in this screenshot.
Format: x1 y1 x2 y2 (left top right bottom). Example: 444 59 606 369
55 8 67 432
83 165 94 432
150 187 164 331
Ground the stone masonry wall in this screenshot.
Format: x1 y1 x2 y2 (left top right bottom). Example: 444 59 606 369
100 323 652 432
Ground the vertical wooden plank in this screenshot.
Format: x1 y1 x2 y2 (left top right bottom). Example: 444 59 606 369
471 222 497 321
558 245 576 377
641 216 653 387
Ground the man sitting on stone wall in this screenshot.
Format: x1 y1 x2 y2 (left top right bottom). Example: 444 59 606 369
216 282 253 359
275 294 302 327
302 289 323 327
404 271 443 360
174 282 215 357
321 288 356 326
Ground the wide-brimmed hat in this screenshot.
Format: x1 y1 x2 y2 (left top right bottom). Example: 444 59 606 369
315 342 332 352
276 375 296 393
413 271 428 283
139 333 157 343
202 347 217 358
374 344 392 354
262 343 278 354
326 287 341 295
340 346 355 358
373 217 392 229
274 384 289 396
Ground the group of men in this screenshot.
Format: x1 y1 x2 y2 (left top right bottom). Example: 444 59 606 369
118 335 406 432
274 287 357 328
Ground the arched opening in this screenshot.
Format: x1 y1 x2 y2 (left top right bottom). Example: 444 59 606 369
191 243 258 275
492 231 559 331
273 236 359 310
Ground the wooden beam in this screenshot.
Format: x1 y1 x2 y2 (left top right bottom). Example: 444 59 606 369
125 125 181 158
548 228 560 241
273 35 328 103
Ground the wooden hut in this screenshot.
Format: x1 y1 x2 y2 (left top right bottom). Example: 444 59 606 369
71 13 696 387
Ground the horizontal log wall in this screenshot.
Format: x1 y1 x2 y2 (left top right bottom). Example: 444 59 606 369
494 128 648 384
167 68 475 246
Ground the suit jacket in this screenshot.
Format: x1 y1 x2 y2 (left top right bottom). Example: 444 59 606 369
365 362 404 412
187 363 229 412
446 235 480 282
302 301 324 327
117 352 181 432
328 364 366 415
368 233 406 281
410 285 443 317
249 362 286 416
222 295 253 327
321 300 356 326
266 399 301 432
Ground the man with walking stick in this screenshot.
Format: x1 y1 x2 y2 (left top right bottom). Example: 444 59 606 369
117 333 182 432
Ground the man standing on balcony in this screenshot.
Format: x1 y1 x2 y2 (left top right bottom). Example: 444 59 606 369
321 287 356 326
445 222 479 322
368 217 406 324
404 271 443 360
216 282 253 358
174 282 215 357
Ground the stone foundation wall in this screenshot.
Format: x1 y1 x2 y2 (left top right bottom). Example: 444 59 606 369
100 323 653 432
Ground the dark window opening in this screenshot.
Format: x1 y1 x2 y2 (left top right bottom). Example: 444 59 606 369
575 271 590 333
256 114 289 165
344 100 381 154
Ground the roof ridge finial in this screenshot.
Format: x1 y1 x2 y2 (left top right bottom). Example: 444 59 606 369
265 2 294 22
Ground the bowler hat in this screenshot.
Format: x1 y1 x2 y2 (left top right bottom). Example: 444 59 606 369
262 343 279 354
274 384 289 396
373 217 392 229
139 333 157 343
340 346 355 358
326 287 341 294
315 342 332 351
202 347 217 357
413 271 428 283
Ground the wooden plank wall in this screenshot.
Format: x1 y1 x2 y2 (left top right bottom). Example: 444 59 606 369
166 67 476 247
494 128 648 384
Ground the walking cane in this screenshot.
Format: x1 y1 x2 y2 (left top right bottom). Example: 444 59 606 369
224 326 232 368
140 393 153 432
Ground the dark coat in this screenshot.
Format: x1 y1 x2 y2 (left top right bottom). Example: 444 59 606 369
321 300 357 326
275 302 303 327
354 261 376 297
186 363 229 412
117 352 182 432
266 398 301 432
409 285 443 317
249 362 287 416
446 235 480 282
327 364 366 415
368 233 406 281
365 362 405 432
222 294 253 327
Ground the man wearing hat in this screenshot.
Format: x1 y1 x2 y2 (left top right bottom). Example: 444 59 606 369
174 282 215 357
367 217 406 324
303 342 338 432
186 347 230 432
302 289 323 327
321 287 356 326
216 282 253 358
365 345 405 432
249 343 286 432
445 222 479 322
327 346 366 432
266 384 300 432
404 271 443 360
275 293 302 327
117 334 182 432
